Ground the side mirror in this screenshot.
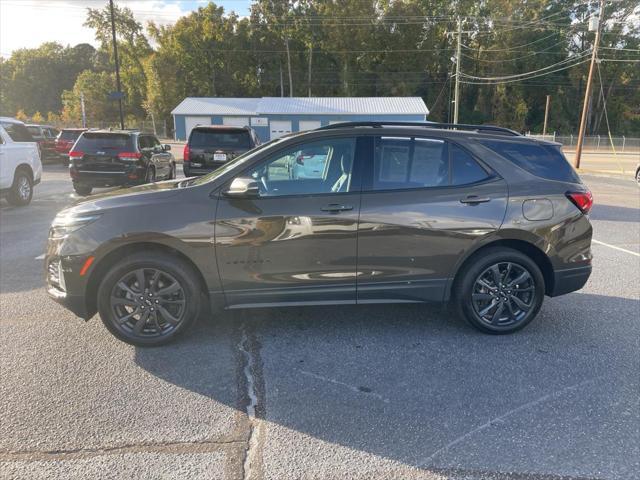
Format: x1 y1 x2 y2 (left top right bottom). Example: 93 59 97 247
223 176 260 198
163 144 171 151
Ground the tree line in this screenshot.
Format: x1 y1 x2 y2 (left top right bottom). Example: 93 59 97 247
1 0 638 135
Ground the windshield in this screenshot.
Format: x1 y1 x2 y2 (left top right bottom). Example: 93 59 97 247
75 133 133 152
187 137 286 187
189 129 252 149
27 126 41 136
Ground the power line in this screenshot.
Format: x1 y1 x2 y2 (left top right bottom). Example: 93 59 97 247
459 58 591 85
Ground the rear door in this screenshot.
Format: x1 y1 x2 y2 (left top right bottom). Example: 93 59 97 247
356 135 508 303
214 136 363 306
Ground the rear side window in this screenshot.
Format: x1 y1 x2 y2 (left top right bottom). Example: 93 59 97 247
27 126 42 137
60 130 82 141
1 122 33 142
75 133 134 153
190 129 252 149
480 140 580 183
370 137 490 191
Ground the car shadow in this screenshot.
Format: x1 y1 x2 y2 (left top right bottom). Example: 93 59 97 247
134 293 639 477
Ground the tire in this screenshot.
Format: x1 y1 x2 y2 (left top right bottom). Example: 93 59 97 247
145 165 156 184
97 252 202 347
6 170 33 206
168 162 176 180
454 247 545 334
635 168 640 185
183 165 191 178
73 183 92 196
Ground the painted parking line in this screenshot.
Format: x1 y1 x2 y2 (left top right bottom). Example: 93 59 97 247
592 239 640 257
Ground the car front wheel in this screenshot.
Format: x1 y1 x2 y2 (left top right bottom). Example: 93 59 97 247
455 248 545 334
7 171 33 206
97 252 202 346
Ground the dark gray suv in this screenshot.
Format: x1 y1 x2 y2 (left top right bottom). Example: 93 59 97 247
45 122 593 346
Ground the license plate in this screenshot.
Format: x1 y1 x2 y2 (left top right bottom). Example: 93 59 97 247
213 153 227 161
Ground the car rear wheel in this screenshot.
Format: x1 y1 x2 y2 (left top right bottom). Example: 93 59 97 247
6 171 33 206
635 167 640 185
97 252 202 346
73 183 92 196
168 162 176 180
454 248 545 334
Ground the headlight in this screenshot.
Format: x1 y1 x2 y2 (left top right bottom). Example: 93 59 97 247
50 212 102 239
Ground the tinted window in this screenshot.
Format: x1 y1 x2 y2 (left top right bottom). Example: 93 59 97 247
48 128 60 138
451 145 490 185
373 137 448 190
60 130 83 141
190 129 252 149
1 122 34 142
27 126 42 137
247 137 356 196
480 140 580 183
75 133 133 153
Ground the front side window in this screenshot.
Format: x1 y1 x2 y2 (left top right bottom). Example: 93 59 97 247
246 137 356 197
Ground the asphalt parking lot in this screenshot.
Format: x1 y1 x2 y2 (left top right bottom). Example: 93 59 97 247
0 165 638 479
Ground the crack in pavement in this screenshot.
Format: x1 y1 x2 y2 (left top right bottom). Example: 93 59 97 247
236 316 266 480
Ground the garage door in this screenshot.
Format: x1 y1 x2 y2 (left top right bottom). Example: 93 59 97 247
299 120 321 132
270 120 292 140
222 117 249 127
184 116 211 139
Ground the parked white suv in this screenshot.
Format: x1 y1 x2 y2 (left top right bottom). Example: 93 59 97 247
0 117 42 206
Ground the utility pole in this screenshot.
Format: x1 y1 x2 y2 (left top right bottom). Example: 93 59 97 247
80 92 86 128
543 95 551 137
574 0 605 169
453 18 462 125
109 0 125 130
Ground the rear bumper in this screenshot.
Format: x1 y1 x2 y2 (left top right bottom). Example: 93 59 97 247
549 265 592 297
183 162 226 176
73 167 146 187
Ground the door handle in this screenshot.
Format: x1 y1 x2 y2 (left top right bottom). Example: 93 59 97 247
321 204 353 212
460 195 491 205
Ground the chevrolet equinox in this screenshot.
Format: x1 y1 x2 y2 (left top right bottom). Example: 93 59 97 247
46 122 593 346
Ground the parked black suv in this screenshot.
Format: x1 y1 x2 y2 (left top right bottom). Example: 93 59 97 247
46 121 593 346
183 125 260 176
69 130 176 196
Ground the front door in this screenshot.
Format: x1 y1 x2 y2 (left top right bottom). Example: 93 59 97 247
215 136 362 307
356 135 509 303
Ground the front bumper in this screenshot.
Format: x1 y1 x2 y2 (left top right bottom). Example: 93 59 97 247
45 254 94 320
549 264 592 297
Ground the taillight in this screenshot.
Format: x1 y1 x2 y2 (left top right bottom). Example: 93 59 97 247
183 144 190 162
117 152 142 160
69 150 84 160
566 190 593 214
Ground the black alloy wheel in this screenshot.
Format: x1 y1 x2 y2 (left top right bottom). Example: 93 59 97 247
98 253 201 346
455 247 545 334
471 262 535 328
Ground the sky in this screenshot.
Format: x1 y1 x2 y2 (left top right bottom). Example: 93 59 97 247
0 0 253 57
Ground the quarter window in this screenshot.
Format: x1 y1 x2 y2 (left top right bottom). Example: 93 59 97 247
451 145 490 185
246 137 356 196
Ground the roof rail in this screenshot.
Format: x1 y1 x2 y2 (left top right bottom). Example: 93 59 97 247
317 121 521 136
